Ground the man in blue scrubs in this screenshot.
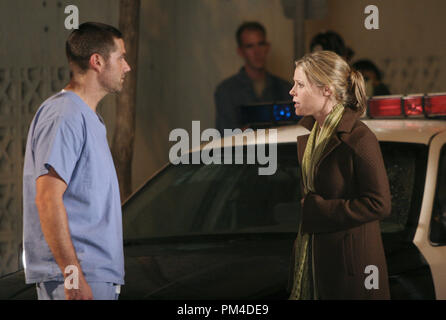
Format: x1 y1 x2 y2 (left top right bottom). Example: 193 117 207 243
22 22 131 300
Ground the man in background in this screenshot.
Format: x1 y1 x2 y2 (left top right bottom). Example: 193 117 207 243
215 21 292 135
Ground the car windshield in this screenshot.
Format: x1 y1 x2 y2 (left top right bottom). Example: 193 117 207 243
123 142 427 241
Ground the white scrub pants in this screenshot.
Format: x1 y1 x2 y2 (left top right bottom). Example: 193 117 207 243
36 281 120 300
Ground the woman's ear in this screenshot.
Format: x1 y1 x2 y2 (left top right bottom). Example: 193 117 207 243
322 85 332 97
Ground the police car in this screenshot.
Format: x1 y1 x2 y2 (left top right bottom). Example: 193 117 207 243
0 94 445 300
119 93 446 300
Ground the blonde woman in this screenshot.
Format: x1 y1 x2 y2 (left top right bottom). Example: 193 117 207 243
288 51 391 299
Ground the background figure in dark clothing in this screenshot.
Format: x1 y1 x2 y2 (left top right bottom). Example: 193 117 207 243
310 30 354 62
214 21 292 135
352 59 391 96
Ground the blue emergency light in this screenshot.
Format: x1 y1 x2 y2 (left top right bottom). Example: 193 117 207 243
240 101 302 127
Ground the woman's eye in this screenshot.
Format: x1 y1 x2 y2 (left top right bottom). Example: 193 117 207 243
294 82 303 88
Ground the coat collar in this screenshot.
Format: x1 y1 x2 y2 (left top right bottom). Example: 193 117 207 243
298 106 362 134
297 106 362 165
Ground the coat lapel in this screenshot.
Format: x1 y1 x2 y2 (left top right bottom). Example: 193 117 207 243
297 107 362 171
297 134 309 164
296 115 315 165
314 135 341 176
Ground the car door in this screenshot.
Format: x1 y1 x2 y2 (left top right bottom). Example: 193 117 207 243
414 130 446 299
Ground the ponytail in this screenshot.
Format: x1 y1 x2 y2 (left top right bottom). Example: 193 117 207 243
348 69 367 114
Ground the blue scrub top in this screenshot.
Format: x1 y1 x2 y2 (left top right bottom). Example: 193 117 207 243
22 90 124 285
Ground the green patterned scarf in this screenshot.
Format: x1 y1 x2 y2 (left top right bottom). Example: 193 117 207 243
289 103 345 300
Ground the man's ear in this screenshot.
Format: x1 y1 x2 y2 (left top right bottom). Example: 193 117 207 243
89 53 104 73
265 41 271 54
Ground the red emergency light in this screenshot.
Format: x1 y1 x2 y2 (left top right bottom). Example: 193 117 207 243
403 95 424 116
368 93 446 118
368 95 403 117
425 93 446 116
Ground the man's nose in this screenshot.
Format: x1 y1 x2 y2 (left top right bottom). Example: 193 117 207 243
124 60 131 73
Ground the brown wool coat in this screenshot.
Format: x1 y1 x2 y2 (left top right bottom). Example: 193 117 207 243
291 107 391 299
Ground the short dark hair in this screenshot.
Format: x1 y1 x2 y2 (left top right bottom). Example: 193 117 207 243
310 30 347 58
352 59 383 81
236 21 266 47
66 22 123 72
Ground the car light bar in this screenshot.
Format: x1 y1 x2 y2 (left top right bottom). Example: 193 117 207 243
404 94 424 116
239 93 446 128
240 102 301 127
425 93 446 116
369 95 403 117
368 93 446 118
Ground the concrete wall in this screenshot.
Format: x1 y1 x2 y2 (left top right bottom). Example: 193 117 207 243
0 0 119 133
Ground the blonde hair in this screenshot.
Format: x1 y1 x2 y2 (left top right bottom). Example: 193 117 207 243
295 50 367 114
